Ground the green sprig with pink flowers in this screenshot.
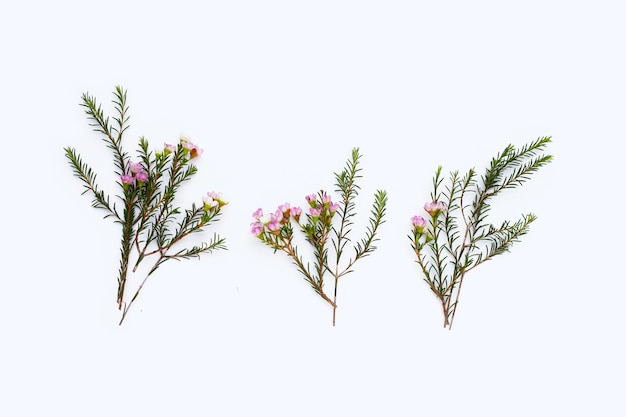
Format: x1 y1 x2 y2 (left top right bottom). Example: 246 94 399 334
251 148 387 326
410 137 553 329
64 86 227 325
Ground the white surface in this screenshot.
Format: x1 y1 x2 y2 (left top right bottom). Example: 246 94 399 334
1 1 623 416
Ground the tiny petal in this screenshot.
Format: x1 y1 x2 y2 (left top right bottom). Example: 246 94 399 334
329 202 340 213
252 208 264 220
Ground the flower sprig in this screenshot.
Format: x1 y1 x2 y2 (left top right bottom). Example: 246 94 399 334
64 86 227 325
252 148 388 326
410 137 553 329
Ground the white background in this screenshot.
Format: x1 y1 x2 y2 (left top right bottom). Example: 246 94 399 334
1 1 624 416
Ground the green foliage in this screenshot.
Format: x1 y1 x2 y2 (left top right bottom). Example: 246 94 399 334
410 137 552 329
253 148 388 325
65 86 227 325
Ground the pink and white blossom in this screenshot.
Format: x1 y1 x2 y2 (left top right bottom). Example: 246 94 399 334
129 161 145 175
424 201 445 217
305 194 317 206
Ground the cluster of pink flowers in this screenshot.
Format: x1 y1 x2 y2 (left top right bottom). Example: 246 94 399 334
203 191 228 212
250 203 303 237
411 201 446 234
156 138 204 160
120 161 148 188
250 193 340 237
306 193 339 218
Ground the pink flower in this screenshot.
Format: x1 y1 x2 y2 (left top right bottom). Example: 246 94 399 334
129 161 145 175
322 194 332 205
424 201 445 217
250 221 264 236
120 174 134 188
305 194 317 206
181 139 203 159
207 191 228 207
203 192 227 211
411 215 426 233
266 219 281 233
120 174 134 184
252 208 264 220
272 209 284 225
278 203 291 214
329 202 340 213
310 207 322 217
135 171 149 183
203 195 219 211
290 206 302 221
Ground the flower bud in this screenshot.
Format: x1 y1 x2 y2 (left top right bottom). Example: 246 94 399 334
120 174 134 189
290 206 302 222
411 215 426 233
305 194 318 207
136 171 149 185
310 207 322 218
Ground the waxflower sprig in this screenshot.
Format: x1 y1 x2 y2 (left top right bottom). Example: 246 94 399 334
410 137 552 329
251 148 387 326
64 86 227 325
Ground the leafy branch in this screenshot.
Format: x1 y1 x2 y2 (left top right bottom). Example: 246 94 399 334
252 148 387 326
410 137 552 329
65 86 228 325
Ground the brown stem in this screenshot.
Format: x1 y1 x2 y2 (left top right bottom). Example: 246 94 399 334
447 271 466 330
117 187 137 310
332 275 339 327
119 254 164 325
282 241 336 309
